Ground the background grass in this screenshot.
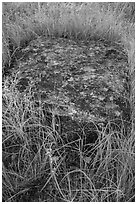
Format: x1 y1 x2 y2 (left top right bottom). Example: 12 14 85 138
2 2 134 66
2 2 135 202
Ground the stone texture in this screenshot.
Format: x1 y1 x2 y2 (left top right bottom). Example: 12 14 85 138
13 37 130 125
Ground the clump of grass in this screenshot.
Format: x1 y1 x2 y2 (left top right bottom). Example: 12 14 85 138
2 2 134 65
2 73 135 202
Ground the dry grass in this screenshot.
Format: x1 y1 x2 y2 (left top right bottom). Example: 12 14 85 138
2 76 135 201
2 2 135 202
2 2 134 64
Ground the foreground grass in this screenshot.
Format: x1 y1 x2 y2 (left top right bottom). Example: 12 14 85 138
2 75 135 202
2 2 135 202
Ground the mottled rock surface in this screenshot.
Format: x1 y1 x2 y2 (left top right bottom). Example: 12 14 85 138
12 37 130 125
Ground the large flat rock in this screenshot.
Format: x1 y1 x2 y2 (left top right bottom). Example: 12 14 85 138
13 37 130 125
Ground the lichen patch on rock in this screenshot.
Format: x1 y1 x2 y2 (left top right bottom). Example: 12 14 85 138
14 37 129 123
